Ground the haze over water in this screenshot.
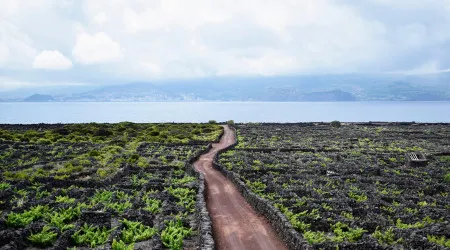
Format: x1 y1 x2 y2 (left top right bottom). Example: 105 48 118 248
1 102 449 124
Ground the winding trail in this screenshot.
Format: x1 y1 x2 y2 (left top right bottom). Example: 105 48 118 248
194 126 288 250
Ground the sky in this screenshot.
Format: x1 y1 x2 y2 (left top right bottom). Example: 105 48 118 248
1 0 450 91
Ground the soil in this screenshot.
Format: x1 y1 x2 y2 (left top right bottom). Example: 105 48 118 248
194 125 288 250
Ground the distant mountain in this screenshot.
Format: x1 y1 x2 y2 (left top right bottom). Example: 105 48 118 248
4 73 450 102
301 90 356 101
23 94 55 102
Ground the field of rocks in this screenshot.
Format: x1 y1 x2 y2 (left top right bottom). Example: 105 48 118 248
0 123 222 249
218 123 450 249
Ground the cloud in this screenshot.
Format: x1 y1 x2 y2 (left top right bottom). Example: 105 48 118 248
390 60 450 75
1 0 450 89
72 29 123 64
32 50 72 70
0 21 37 68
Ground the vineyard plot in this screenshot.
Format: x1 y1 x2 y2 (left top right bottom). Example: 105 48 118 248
0 123 222 249
218 123 450 249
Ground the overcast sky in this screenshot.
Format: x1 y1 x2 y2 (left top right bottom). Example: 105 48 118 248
1 0 450 90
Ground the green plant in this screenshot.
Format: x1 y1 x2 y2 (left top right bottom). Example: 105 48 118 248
97 169 108 178
274 203 311 232
331 120 341 128
331 222 367 242
112 239 135 250
36 189 51 199
131 175 147 186
372 227 403 246
321 203 333 211
55 195 76 204
395 219 425 229
340 211 354 220
7 205 50 228
0 182 11 190
90 190 114 204
171 176 196 186
143 198 161 214
120 219 156 243
106 201 133 214
28 226 58 247
167 186 196 212
46 207 81 231
348 191 368 202
444 173 450 183
303 231 327 244
246 180 266 195
161 218 192 250
72 224 113 248
427 235 450 247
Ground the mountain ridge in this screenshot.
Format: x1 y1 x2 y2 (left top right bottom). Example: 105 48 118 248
5 73 450 102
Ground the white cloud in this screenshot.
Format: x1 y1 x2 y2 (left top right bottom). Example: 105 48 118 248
390 60 450 75
0 21 37 68
1 0 450 85
0 42 9 65
32 50 72 70
0 76 91 92
72 29 123 64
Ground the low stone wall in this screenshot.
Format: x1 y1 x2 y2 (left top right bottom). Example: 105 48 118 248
213 125 312 250
186 144 215 250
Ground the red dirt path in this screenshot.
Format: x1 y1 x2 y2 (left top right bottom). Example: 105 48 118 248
193 125 288 250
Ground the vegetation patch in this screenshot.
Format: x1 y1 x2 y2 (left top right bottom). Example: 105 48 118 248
0 122 222 249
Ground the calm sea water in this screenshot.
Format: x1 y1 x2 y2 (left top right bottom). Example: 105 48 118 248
0 102 449 123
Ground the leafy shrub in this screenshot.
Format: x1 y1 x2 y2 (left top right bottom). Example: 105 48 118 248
208 120 217 124
94 128 113 137
120 219 156 243
143 198 161 214
55 195 76 204
96 169 108 178
331 222 366 242
90 190 114 204
137 158 150 168
372 227 403 245
7 205 50 228
127 154 140 164
444 173 450 183
37 138 52 144
28 226 58 247
171 176 196 186
348 191 368 202
167 187 196 212
246 180 266 195
88 150 100 157
331 120 341 128
0 182 11 190
72 224 113 248
46 206 81 231
274 203 311 232
427 235 450 247
112 239 134 250
303 231 327 244
106 201 133 214
161 218 192 250
395 219 425 229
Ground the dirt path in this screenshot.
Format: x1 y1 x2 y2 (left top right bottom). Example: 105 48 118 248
193 125 288 250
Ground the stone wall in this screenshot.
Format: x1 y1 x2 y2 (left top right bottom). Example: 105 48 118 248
186 144 215 250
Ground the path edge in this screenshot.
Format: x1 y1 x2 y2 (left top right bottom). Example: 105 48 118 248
186 144 215 250
212 125 313 250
